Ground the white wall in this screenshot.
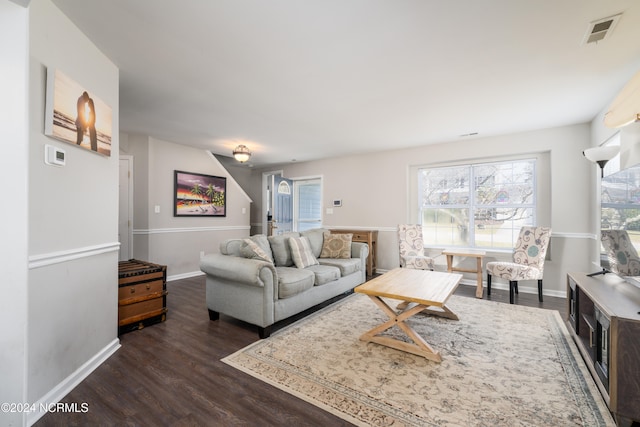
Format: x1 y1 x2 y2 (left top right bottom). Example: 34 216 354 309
251 124 593 297
0 1 29 426
26 0 120 423
122 136 252 279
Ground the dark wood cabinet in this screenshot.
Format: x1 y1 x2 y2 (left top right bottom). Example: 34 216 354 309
118 259 168 335
567 272 640 425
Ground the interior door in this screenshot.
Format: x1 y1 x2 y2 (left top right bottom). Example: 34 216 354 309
118 156 133 260
271 175 293 235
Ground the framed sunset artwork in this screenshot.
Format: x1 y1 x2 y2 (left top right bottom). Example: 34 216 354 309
174 170 226 217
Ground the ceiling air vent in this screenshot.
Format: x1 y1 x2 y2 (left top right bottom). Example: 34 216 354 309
582 13 622 45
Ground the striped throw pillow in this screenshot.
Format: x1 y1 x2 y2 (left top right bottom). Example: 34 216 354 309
288 236 319 269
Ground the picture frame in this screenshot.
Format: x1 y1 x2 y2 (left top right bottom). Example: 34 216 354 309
174 170 226 217
44 68 113 157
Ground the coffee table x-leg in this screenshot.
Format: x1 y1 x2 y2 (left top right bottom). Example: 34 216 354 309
360 296 459 363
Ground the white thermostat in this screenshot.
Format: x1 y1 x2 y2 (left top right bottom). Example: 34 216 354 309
45 144 66 166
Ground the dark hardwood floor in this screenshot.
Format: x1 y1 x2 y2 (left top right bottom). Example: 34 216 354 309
36 274 567 427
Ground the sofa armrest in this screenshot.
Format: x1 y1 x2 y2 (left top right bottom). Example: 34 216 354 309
200 253 276 287
351 241 369 260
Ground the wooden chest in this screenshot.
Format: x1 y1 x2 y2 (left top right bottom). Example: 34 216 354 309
118 259 168 335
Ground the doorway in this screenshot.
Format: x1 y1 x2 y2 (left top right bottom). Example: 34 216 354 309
118 156 133 260
262 172 322 236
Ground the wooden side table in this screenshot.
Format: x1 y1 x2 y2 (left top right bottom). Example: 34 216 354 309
442 249 486 298
330 229 377 276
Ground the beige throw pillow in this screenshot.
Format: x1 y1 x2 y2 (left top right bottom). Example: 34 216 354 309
289 236 319 269
241 238 273 263
320 232 352 259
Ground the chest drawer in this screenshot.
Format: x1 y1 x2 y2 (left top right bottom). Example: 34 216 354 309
118 297 165 324
350 232 369 241
118 279 164 304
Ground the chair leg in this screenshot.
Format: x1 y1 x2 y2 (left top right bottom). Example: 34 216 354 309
487 273 492 295
538 279 543 302
514 282 519 294
509 281 516 304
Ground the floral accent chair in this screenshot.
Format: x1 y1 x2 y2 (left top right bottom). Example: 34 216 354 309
398 224 434 270
601 230 640 276
486 226 552 304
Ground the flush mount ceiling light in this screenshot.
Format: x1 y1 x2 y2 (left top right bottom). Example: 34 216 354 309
583 146 620 177
232 144 251 163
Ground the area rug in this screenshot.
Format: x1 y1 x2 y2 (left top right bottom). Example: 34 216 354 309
222 294 614 426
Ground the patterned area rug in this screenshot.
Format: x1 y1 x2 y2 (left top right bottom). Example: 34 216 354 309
223 294 614 426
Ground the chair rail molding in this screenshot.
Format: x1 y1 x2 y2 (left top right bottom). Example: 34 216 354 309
29 242 121 269
133 225 250 235
552 231 597 240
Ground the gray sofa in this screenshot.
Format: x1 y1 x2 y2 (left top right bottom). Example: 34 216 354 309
200 228 369 338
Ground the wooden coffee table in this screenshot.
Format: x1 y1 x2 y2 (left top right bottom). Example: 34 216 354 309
354 268 462 362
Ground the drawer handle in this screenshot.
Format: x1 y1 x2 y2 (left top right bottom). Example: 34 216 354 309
146 284 151 290
130 288 135 294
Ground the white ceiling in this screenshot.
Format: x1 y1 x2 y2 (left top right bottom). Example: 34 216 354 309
51 0 640 167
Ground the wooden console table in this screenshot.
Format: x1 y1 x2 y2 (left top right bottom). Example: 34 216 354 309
442 249 486 298
330 229 378 276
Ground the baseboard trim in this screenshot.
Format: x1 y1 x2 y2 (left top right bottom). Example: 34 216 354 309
457 278 566 298
168 270 205 282
27 338 121 426
373 269 565 298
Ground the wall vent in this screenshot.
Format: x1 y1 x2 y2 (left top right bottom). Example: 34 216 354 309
582 13 622 45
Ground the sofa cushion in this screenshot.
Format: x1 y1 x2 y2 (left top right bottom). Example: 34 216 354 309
289 236 319 269
305 265 340 286
275 267 314 298
300 228 326 258
268 232 300 267
318 258 361 276
320 232 352 259
241 238 274 263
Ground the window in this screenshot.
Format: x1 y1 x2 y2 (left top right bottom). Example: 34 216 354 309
294 178 322 232
418 159 536 249
599 133 640 250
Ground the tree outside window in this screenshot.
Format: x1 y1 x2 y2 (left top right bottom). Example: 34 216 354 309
419 159 536 249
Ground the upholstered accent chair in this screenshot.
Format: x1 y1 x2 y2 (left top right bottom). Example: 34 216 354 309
398 224 434 270
601 229 640 276
486 226 552 304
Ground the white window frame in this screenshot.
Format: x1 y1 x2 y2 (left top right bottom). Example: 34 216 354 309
415 157 538 249
293 176 323 232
